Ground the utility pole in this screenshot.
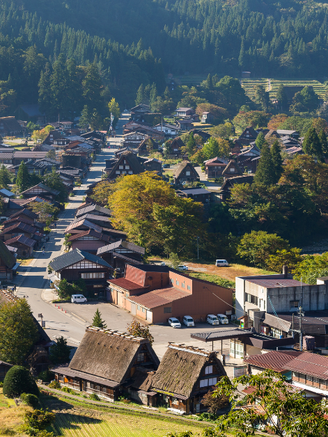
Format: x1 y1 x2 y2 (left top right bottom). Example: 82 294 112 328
290 306 304 351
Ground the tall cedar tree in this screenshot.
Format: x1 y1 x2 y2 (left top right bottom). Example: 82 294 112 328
318 129 328 156
276 84 288 112
49 336 72 364
16 161 30 192
254 142 276 185
302 126 323 161
255 131 265 150
271 140 283 183
92 309 107 329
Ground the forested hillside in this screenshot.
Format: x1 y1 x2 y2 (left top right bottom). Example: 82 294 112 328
1 0 328 114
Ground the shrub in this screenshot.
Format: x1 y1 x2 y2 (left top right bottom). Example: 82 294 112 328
20 393 40 409
89 393 100 401
24 409 55 433
48 381 60 389
61 386 73 394
38 370 54 383
3 366 39 398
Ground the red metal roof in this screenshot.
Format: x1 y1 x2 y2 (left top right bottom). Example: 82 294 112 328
244 351 302 372
283 352 328 380
109 278 148 292
128 287 190 309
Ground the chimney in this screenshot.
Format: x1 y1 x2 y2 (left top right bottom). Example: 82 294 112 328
282 265 288 278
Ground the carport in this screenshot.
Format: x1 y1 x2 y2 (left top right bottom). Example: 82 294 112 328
191 328 253 354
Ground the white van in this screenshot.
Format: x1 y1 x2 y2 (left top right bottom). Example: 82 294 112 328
207 314 220 325
71 294 87 303
217 314 229 324
215 259 229 267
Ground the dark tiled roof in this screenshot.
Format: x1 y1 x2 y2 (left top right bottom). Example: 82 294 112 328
49 248 111 271
76 204 111 218
97 239 145 256
21 182 59 196
244 351 302 372
129 287 190 309
5 234 36 248
65 219 103 234
0 222 37 236
0 239 16 268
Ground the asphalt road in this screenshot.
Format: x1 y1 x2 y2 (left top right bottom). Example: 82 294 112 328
13 145 234 361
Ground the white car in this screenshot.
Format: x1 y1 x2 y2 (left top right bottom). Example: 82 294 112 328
183 315 195 327
178 265 188 271
207 314 220 325
215 259 229 267
71 294 87 303
217 314 229 324
168 317 181 328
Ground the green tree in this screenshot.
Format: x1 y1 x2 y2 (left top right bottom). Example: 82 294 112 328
24 409 56 432
92 309 107 329
254 84 270 111
3 366 39 398
0 165 11 189
270 140 283 183
127 319 154 345
108 97 120 120
43 167 67 203
276 84 288 112
212 370 328 437
29 201 59 226
0 299 39 365
265 248 302 274
202 137 230 161
79 105 90 130
318 129 328 156
135 84 145 105
302 126 323 161
16 161 30 192
49 336 72 365
294 252 328 284
254 142 276 186
82 62 103 113
237 231 290 268
255 131 265 150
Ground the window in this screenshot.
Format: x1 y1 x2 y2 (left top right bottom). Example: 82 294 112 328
186 171 190 176
164 307 172 313
119 165 124 169
230 167 235 172
128 171 133 174
290 300 299 308
142 307 145 313
205 365 213 375
137 353 145 362
181 282 185 288
187 285 191 291
200 379 208 388
81 272 105 279
176 280 179 286
137 305 141 311
93 284 103 288
208 377 217 385
116 170 120 174
245 293 258 306
125 165 130 170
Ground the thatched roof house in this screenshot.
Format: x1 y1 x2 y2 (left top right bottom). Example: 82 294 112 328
52 327 160 404
151 343 226 414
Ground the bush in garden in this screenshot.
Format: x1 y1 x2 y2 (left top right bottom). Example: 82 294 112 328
3 366 39 398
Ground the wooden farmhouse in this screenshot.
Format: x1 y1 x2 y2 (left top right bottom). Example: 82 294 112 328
20 183 60 201
204 157 229 179
151 343 226 414
106 151 144 180
52 327 160 404
174 161 199 186
97 239 145 272
0 240 17 279
67 229 111 254
49 249 112 294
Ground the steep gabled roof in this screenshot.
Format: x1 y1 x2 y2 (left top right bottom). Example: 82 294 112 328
97 239 145 256
20 183 60 197
69 327 159 384
107 151 144 180
174 161 198 179
76 204 111 218
0 239 16 269
151 344 226 398
222 160 243 176
49 248 111 271
68 229 110 243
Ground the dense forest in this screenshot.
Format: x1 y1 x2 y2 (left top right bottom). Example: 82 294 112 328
1 0 328 113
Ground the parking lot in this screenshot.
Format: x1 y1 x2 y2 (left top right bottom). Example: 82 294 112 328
57 300 235 359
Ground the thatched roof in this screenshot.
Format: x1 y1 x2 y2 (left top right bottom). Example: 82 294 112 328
0 239 16 269
69 327 159 384
151 344 226 399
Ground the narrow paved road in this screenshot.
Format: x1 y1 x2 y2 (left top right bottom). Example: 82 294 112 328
14 148 115 345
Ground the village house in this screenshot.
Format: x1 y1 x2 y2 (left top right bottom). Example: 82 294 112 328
137 137 157 156
4 234 36 258
20 183 60 202
173 161 199 186
175 107 194 118
107 264 232 324
151 343 226 414
0 239 17 279
238 126 258 146
97 240 145 272
176 188 211 204
76 203 111 219
153 123 180 137
106 151 144 180
67 229 111 254
220 175 254 201
204 157 229 179
166 137 185 158
49 249 112 294
201 112 215 124
52 327 160 404
0 116 25 136
222 160 243 180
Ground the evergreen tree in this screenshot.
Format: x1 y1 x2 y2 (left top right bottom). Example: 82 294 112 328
16 161 30 192
254 142 276 186
271 140 283 183
0 165 10 189
50 54 69 120
135 84 145 105
82 62 103 113
186 132 196 156
255 131 265 150
38 63 52 118
92 309 107 329
49 336 72 365
276 84 288 112
79 105 90 130
303 127 323 161
254 84 270 111
318 129 328 156
43 167 67 203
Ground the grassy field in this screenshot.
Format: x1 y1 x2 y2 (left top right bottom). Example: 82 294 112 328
0 388 30 436
41 393 210 437
241 78 328 101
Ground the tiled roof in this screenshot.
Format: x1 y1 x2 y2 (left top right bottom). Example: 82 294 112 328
128 287 190 309
283 352 328 380
0 222 36 235
49 248 111 271
76 204 111 218
244 351 302 372
97 239 145 256
5 234 36 248
65 219 102 234
108 278 148 291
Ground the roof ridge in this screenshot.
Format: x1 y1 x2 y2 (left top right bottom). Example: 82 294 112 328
86 326 147 342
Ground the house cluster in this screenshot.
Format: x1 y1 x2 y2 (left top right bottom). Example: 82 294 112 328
52 326 227 414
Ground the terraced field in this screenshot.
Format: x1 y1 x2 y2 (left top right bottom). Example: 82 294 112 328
241 78 328 101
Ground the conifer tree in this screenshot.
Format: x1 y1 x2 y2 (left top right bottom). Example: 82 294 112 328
271 140 283 183
16 161 30 192
92 309 107 329
254 142 275 186
276 84 288 112
135 84 145 105
255 131 265 150
318 129 328 157
303 127 323 161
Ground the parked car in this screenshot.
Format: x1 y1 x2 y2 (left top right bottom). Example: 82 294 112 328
207 314 220 325
178 265 188 271
183 315 195 327
71 294 87 303
215 259 229 267
168 317 181 328
217 314 229 324
163 163 170 168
